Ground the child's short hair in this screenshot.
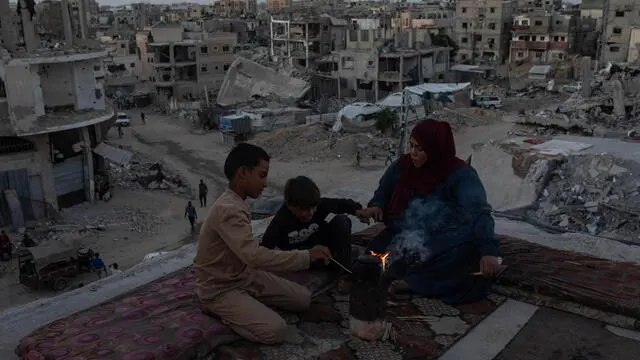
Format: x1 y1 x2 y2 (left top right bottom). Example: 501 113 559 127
224 143 270 180
284 176 320 209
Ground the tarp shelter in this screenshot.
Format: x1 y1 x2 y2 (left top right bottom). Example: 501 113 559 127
404 82 472 96
377 92 423 108
528 65 553 80
331 102 383 133
396 82 472 154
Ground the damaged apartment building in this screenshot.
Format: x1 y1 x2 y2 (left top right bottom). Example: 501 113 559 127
0 0 115 230
509 11 574 63
270 15 346 68
313 20 450 101
140 23 237 101
602 1 640 63
455 0 515 63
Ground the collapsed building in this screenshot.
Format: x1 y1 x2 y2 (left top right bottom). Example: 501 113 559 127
0 0 116 231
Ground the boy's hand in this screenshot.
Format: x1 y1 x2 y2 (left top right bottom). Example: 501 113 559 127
308 245 331 265
354 209 371 224
360 207 384 222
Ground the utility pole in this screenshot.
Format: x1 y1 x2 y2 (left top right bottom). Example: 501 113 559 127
596 0 610 71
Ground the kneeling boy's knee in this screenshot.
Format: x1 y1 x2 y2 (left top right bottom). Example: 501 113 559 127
288 286 312 312
257 317 289 344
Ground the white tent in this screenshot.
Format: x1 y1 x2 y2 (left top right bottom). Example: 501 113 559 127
377 92 423 108
404 82 471 96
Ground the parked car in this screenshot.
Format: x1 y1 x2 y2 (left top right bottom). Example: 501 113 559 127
115 112 131 127
561 82 582 93
473 95 503 109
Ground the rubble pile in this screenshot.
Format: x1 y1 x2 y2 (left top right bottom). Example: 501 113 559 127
515 109 593 135
475 85 506 98
251 124 395 163
107 148 193 197
61 205 164 235
526 154 640 240
234 46 314 82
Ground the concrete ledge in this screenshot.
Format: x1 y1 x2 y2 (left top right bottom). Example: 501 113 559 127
438 300 539 360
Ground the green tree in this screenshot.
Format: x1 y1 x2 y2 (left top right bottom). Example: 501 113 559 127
374 108 397 133
430 33 458 58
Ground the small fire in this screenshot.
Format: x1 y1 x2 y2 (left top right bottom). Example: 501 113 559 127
369 251 391 272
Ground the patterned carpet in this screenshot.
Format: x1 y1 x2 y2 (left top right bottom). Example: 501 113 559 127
15 264 506 360
216 289 507 360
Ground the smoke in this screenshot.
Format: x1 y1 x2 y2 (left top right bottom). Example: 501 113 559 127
388 197 469 267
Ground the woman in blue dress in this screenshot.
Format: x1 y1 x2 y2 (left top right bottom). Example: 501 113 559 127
360 119 502 304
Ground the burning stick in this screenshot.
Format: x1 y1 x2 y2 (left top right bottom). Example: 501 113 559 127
329 256 352 274
369 251 390 272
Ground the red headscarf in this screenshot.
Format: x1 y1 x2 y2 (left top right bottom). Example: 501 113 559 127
386 119 468 218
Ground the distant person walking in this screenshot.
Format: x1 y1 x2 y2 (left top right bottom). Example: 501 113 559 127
199 179 208 207
185 201 198 232
140 112 146 125
91 253 107 279
355 151 361 167
117 123 123 138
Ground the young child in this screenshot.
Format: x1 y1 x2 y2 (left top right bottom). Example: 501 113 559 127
261 176 364 271
195 143 331 345
91 253 107 279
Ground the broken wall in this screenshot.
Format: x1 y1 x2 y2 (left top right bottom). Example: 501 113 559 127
39 63 76 108
73 61 105 111
3 64 45 130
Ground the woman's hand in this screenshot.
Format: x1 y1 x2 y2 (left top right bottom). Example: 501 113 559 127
479 256 501 276
360 207 384 222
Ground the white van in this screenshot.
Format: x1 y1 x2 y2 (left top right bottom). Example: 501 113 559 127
473 95 503 109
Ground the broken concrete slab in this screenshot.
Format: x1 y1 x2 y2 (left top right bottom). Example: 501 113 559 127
216 57 311 107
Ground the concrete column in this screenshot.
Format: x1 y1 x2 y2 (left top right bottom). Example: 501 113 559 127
581 56 593 98
78 0 89 40
80 127 94 202
0 0 15 51
270 17 274 57
611 80 626 118
61 0 74 49
19 0 38 53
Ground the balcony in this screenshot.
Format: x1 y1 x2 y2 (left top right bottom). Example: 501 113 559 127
549 42 567 50
510 40 548 50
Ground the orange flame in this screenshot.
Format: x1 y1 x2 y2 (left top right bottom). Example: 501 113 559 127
369 251 391 272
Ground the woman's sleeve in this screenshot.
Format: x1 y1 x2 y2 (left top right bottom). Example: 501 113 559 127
452 168 500 257
368 160 400 209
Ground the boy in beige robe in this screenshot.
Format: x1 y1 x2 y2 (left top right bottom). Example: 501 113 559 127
195 143 331 344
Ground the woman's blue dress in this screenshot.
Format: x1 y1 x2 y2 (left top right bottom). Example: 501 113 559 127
367 160 500 304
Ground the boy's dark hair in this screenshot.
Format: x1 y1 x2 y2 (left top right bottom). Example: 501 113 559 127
224 143 270 180
95 253 100 258
284 176 321 208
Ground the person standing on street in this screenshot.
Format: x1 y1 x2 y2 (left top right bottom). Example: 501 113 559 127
141 112 146 125
199 179 208 207
185 201 198 231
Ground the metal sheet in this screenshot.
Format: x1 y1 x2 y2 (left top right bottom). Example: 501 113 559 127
29 175 45 219
53 156 85 196
0 168 34 226
93 142 132 165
